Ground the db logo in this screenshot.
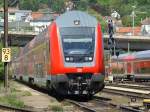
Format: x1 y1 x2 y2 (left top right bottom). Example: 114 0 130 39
77 68 82 72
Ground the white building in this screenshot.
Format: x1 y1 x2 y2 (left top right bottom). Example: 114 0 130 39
30 14 54 33
0 8 32 22
141 18 150 36
15 10 32 21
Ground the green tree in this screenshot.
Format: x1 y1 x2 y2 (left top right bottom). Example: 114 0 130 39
122 16 132 26
75 0 88 11
19 0 40 11
0 0 3 8
50 0 65 13
1 0 149 27
38 0 49 4
88 9 107 33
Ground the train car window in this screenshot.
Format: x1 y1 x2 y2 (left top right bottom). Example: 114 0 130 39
35 64 43 78
140 68 150 73
60 27 95 56
60 27 95 36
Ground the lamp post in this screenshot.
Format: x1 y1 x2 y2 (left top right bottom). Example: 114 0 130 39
128 6 136 53
127 41 130 53
132 6 136 36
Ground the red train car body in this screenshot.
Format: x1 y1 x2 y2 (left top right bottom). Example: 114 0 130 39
12 11 105 95
111 50 150 81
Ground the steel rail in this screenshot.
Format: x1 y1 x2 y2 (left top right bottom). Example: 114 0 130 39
103 87 150 99
14 80 146 112
94 98 143 112
67 96 143 112
66 99 96 112
93 96 112 101
0 104 36 112
107 83 150 91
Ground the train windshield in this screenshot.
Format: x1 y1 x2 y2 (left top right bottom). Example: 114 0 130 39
60 27 95 55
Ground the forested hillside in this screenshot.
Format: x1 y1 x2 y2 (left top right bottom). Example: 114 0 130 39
0 0 149 26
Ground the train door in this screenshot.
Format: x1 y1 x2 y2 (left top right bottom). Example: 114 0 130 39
127 62 131 74
35 63 44 86
127 62 134 75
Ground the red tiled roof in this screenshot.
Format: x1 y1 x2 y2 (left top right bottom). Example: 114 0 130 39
116 27 141 35
31 12 44 20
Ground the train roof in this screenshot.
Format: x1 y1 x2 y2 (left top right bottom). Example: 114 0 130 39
56 11 98 28
112 50 150 62
112 53 135 62
134 50 150 60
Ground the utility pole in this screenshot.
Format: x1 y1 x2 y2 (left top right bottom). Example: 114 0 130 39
4 0 8 91
132 6 136 36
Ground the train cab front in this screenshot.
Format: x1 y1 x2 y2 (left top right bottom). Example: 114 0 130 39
49 11 105 95
60 27 104 95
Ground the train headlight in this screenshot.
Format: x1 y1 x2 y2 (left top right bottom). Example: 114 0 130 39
89 57 92 61
85 57 89 61
84 57 93 61
70 57 74 61
66 57 70 61
65 57 73 62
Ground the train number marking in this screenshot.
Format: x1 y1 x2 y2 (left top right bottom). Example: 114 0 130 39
2 48 11 62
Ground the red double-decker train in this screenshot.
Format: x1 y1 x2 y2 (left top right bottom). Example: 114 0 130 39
12 11 105 96
111 50 150 81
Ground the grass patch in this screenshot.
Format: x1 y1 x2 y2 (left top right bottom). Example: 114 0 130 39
51 105 63 112
50 98 57 102
9 82 32 97
0 94 24 108
0 80 4 91
49 102 63 112
63 101 71 106
10 87 22 93
22 91 32 96
0 80 3 85
0 81 30 108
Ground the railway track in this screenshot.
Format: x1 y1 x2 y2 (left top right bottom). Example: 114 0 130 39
107 83 150 91
12 80 146 112
94 98 143 112
66 96 143 112
0 103 35 112
103 86 150 99
15 81 141 112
